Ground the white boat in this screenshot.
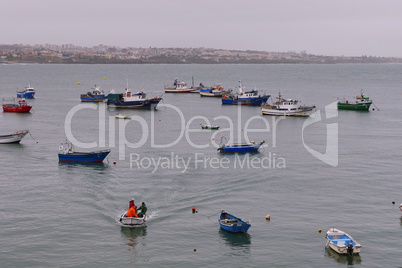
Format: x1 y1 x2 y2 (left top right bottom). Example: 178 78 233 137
261 92 315 117
325 228 362 255
164 79 197 93
115 114 131 119
0 130 29 144
119 213 147 227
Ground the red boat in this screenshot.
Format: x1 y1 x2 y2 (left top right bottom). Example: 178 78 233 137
3 99 32 113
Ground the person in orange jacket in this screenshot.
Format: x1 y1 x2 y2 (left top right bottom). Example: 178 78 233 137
126 205 138 218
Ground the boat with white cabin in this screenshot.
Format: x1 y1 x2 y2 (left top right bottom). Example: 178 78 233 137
222 81 270 105
261 92 316 117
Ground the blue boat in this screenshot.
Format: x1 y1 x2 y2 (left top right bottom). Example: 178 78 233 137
107 88 162 109
80 85 108 102
219 210 251 233
218 141 264 153
58 141 110 163
222 81 270 105
16 84 36 98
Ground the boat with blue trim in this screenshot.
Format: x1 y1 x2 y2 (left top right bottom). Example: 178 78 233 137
219 210 251 233
107 88 162 109
58 141 110 163
218 140 264 153
222 81 270 105
16 84 36 98
199 84 227 97
325 228 362 255
80 85 108 102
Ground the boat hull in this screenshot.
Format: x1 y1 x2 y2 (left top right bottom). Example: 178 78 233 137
222 95 270 105
337 102 372 111
80 94 107 102
119 214 146 227
219 211 250 233
326 228 362 255
17 92 35 98
2 104 32 113
261 105 315 117
58 150 111 163
218 142 264 153
107 98 162 109
164 88 196 93
0 130 29 144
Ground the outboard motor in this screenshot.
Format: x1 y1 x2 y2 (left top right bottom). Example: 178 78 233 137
347 243 354 256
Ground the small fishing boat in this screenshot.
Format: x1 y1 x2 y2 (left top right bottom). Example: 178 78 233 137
222 81 270 105
58 141 111 163
115 114 131 119
337 90 373 111
201 124 220 130
261 92 316 117
16 84 36 98
80 85 108 102
218 140 264 153
119 213 147 227
164 79 197 93
199 84 226 97
2 98 32 113
325 228 362 255
107 88 162 109
0 130 29 144
219 210 251 233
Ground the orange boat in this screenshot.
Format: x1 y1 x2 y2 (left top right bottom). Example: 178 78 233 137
2 98 32 113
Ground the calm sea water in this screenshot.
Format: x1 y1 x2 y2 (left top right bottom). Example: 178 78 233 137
0 64 401 267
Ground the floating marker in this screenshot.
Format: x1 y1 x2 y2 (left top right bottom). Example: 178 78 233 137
103 77 107 80
318 229 322 233
76 82 81 85
113 161 117 165
192 207 196 214
193 248 197 252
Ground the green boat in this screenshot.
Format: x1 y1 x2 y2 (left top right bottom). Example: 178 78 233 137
337 90 372 111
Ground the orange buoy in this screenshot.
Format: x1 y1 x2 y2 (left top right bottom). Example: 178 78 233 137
192 207 196 214
193 248 197 252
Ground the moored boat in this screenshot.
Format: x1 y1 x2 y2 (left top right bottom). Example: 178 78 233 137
115 114 132 119
222 81 270 105
261 92 316 117
80 85 108 102
325 228 362 255
199 84 227 97
218 140 264 153
201 124 219 130
16 84 36 98
2 98 32 113
337 90 372 111
107 88 162 109
219 210 251 233
58 141 111 163
164 79 197 93
0 130 29 144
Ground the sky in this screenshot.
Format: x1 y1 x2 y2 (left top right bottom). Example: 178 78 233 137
2 0 402 57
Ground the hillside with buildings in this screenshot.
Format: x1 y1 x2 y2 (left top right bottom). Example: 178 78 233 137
1 44 400 64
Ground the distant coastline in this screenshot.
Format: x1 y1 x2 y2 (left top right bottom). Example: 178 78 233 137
1 44 401 64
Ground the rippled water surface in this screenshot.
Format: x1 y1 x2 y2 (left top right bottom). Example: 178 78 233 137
0 64 401 267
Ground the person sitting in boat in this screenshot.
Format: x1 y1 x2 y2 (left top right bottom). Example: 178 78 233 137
137 202 147 217
126 205 138 218
129 198 135 209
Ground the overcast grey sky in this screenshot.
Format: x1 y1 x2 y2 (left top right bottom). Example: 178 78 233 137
2 0 402 57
